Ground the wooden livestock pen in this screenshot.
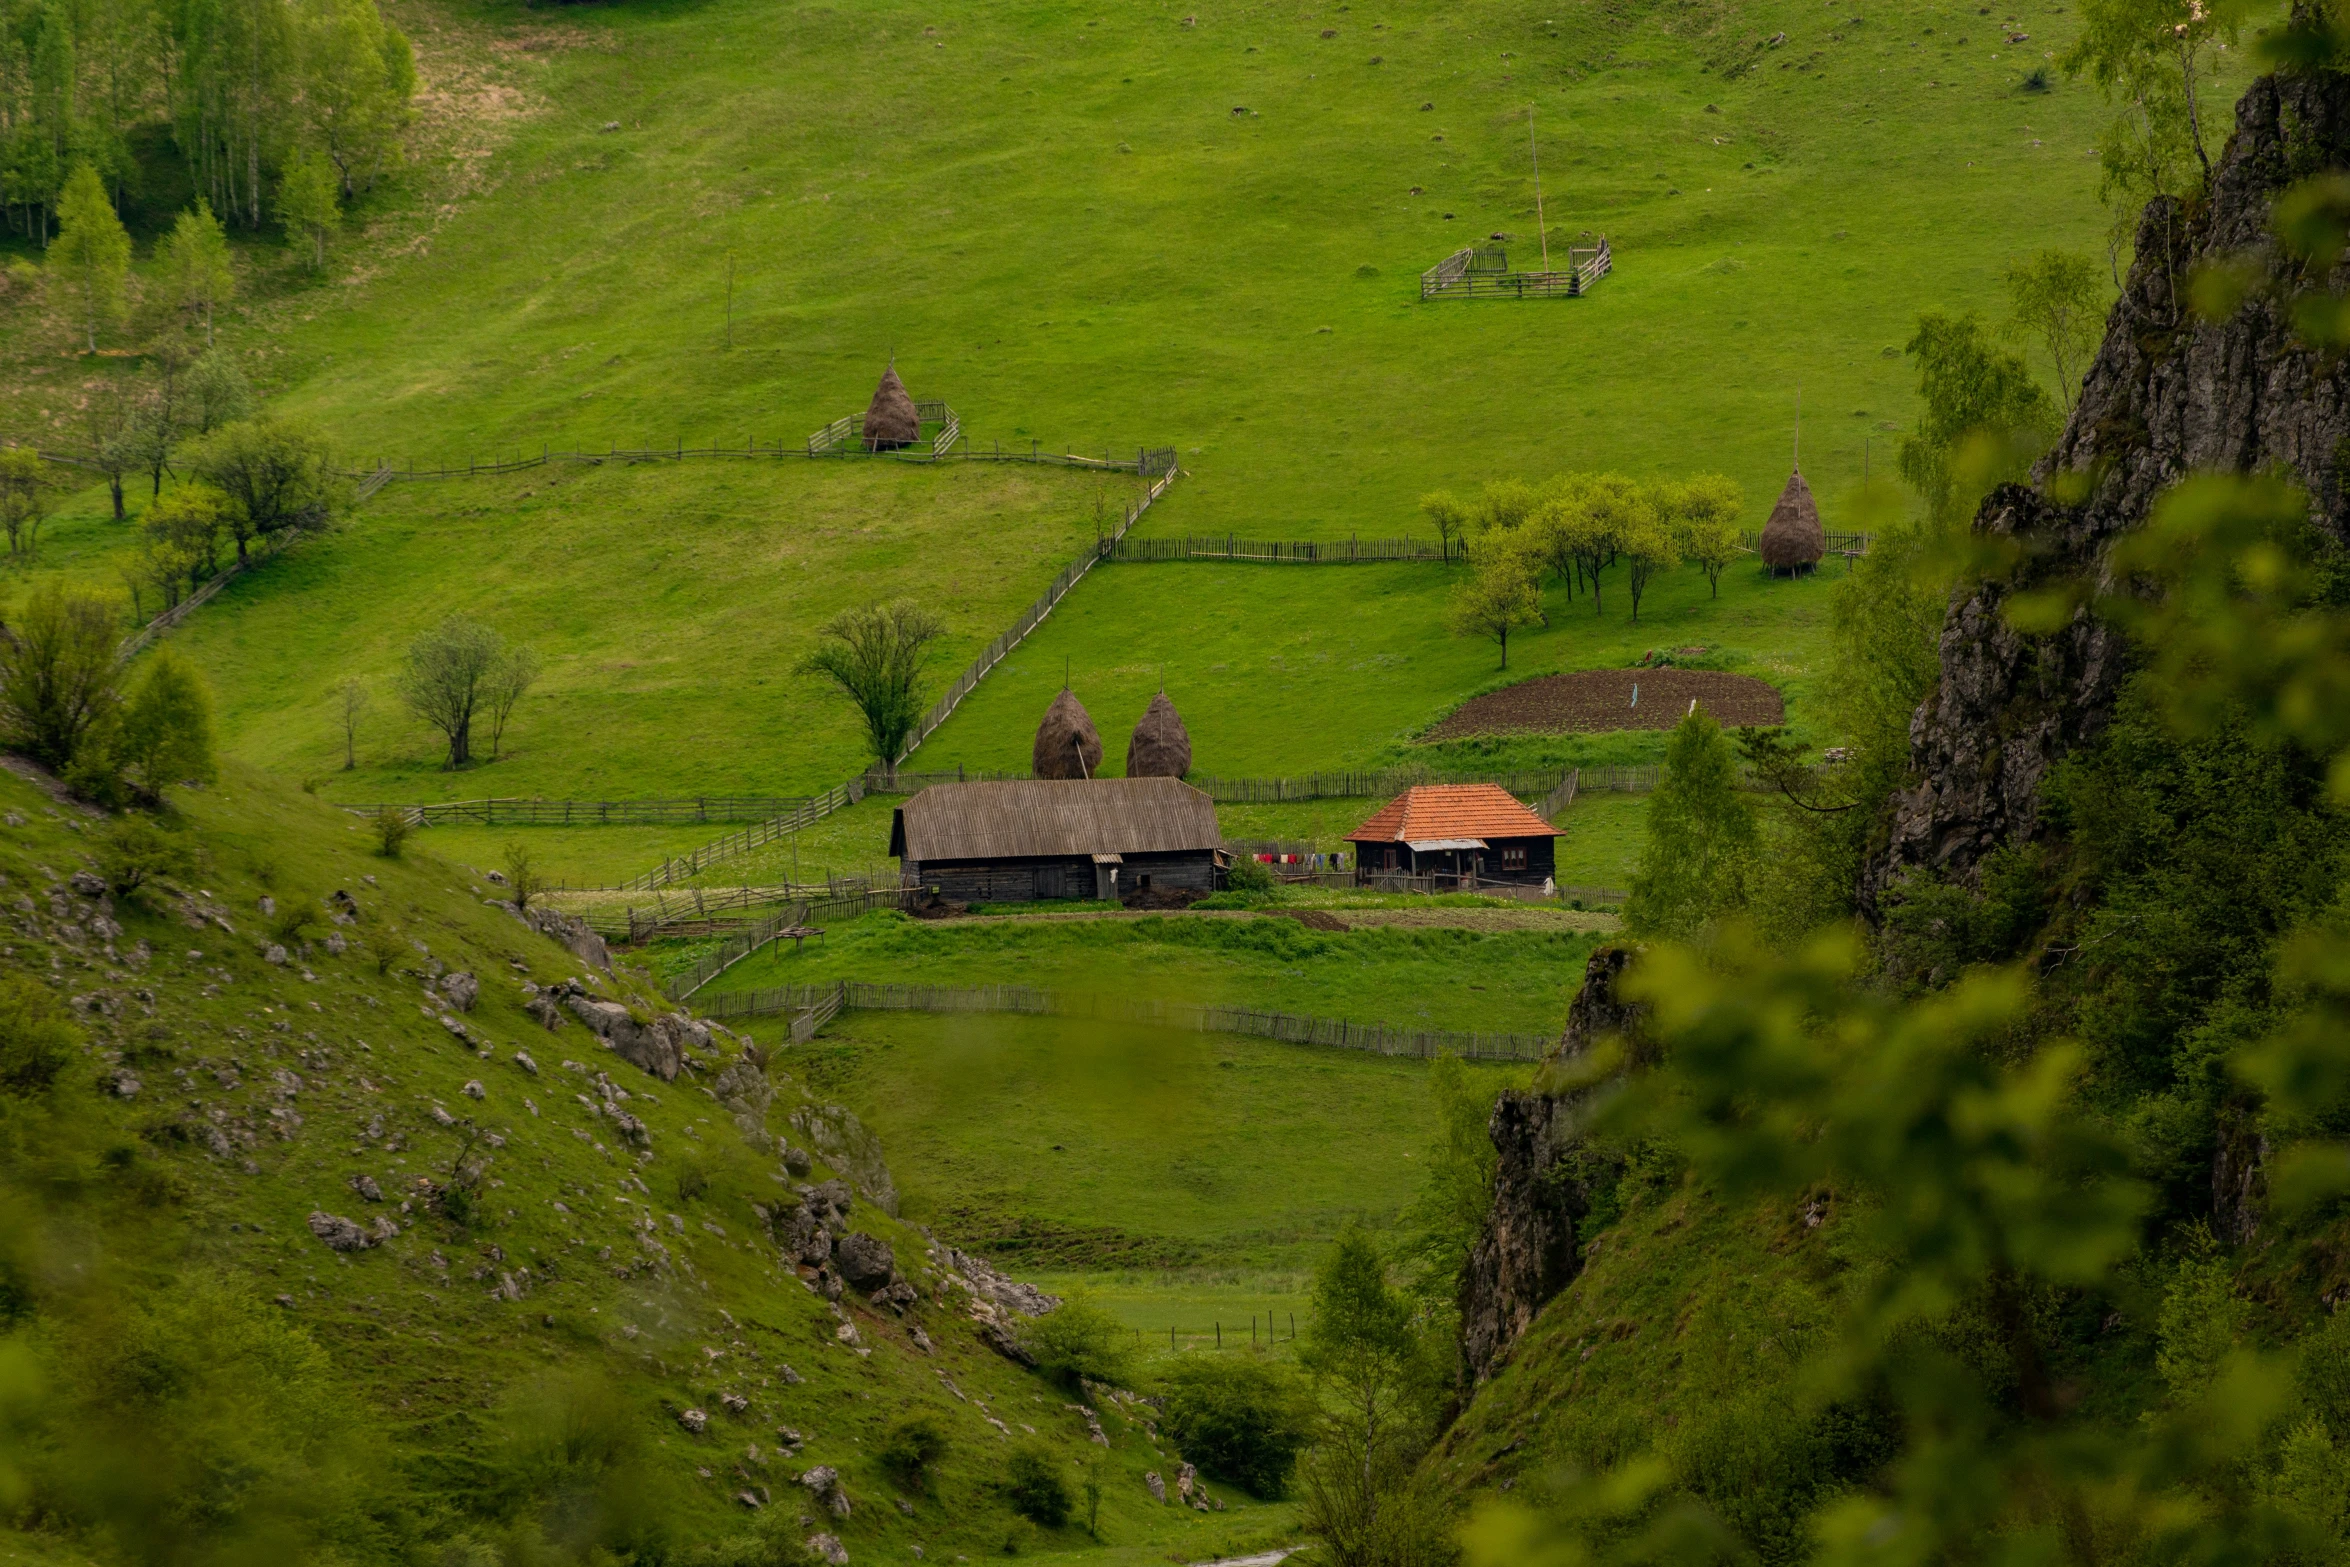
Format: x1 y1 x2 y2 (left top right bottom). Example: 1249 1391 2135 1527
1420 240 1612 300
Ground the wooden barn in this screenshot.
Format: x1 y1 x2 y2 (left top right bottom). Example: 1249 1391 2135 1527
891 777 1227 903
1346 784 1559 885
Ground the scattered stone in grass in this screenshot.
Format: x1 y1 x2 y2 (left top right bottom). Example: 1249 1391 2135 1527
351 1174 383 1201
678 1408 708 1434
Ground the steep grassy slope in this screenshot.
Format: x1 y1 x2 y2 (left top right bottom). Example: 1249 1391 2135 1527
0 765 1297 1564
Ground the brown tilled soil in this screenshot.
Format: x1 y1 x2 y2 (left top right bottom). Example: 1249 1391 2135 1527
1424 668 1784 739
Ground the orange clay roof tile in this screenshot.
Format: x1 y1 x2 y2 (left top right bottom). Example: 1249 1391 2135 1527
1344 784 1559 844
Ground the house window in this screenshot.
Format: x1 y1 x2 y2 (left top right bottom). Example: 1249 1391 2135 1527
1501 846 1528 869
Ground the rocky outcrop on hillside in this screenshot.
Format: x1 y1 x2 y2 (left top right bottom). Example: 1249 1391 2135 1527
1862 65 2350 909
1458 946 1643 1385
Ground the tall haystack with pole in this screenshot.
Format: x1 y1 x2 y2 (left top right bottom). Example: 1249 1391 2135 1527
862 362 919 451
1125 691 1192 778
1759 469 1825 575
1033 688 1104 780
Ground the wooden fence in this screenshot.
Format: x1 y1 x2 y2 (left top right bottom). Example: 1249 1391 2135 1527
1420 239 1611 301
888 463 1180 765
115 487 359 663
662 886 923 999
617 780 868 892
697 980 1555 1061
1739 527 1875 557
1106 535 1462 565
350 795 833 828
320 438 1177 481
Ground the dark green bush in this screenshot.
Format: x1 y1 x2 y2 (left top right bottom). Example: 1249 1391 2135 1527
1223 855 1276 895
878 1412 950 1488
1018 1294 1131 1390
95 814 196 895
0 973 76 1093
1001 1442 1071 1526
1160 1354 1314 1498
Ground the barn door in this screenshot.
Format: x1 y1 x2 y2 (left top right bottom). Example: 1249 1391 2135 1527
1035 866 1065 900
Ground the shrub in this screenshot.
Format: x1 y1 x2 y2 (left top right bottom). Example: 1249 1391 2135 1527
1160 1354 1315 1499
1019 1293 1132 1390
95 815 197 895
0 974 76 1093
114 649 217 799
1001 1442 1072 1526
0 585 123 771
1224 855 1276 895
877 1412 950 1488
374 806 411 858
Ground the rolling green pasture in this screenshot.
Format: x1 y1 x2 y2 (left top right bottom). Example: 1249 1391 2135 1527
787 1006 1531 1284
702 906 1602 1034
169 459 1116 799
915 551 1840 779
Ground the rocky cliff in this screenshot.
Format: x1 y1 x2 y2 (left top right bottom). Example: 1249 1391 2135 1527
1458 945 1643 1385
1862 64 2350 909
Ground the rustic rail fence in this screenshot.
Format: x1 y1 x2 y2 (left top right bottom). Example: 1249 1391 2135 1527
1739 527 1875 557
699 980 1554 1061
115 489 357 662
617 781 869 893
316 437 1179 482
349 795 837 828
1420 239 1612 301
661 886 925 1000
1187 767 1573 804
1106 535 1463 565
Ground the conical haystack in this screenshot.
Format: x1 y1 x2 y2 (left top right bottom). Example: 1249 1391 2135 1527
1758 469 1825 573
862 364 919 451
1125 691 1192 778
1032 689 1104 780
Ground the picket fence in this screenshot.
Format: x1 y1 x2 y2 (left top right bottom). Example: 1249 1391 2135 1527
696 981 1554 1061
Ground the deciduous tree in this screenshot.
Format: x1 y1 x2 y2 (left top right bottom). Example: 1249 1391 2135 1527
1898 310 2058 525
0 448 57 559
0 585 124 770
49 161 128 351
332 675 367 769
1447 553 1543 670
160 199 236 344
800 600 946 775
1625 708 1758 939
396 616 532 769
274 147 336 269
182 416 339 562
2006 248 2108 413
1619 505 1681 625
1661 474 1744 599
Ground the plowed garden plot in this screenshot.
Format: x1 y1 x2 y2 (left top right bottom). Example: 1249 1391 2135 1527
1424 669 1785 738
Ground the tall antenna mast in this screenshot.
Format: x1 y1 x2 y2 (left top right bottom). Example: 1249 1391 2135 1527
1529 106 1551 274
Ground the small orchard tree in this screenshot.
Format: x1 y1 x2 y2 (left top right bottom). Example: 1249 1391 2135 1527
161 199 236 345
184 350 254 436
800 600 946 776
1447 553 1543 670
482 645 539 760
2006 248 2107 414
276 150 339 270
1418 490 1470 560
50 162 129 352
1619 505 1682 625
1664 473 1745 598
398 616 535 769
0 586 125 771
333 676 369 769
183 416 340 562
112 648 218 800
0 448 57 559
1625 708 1759 940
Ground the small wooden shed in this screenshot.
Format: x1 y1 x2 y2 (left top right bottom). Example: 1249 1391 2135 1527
1758 469 1825 575
892 777 1226 903
1346 784 1559 885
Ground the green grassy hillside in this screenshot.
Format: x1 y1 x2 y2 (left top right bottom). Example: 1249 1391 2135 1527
0 764 1304 1564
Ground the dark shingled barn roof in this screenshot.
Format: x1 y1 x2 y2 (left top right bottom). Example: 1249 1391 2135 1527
862 364 919 451
1758 469 1825 570
890 778 1222 862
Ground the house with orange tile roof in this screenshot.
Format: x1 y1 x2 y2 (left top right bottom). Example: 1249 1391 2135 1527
1344 784 1560 886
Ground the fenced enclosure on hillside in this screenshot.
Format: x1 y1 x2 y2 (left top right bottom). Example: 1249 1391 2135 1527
661 886 925 998
1188 767 1574 804
348 795 829 828
1739 527 1874 557
698 980 1556 1061
617 780 869 892
1421 238 1612 300
1107 535 1462 564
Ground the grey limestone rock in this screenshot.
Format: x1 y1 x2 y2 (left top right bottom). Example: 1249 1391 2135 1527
440 971 480 1013
832 1231 895 1293
307 1211 373 1252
